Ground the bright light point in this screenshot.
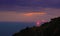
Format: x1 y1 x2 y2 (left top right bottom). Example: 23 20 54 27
36 20 41 27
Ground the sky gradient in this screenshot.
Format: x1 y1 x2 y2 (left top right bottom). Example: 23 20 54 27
0 0 60 22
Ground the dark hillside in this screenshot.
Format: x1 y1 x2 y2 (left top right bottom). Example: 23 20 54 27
12 17 60 36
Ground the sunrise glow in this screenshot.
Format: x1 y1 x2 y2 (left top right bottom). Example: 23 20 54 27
23 13 33 16
36 20 41 27
23 12 47 16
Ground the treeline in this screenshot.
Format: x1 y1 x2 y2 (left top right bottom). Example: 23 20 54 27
12 17 60 36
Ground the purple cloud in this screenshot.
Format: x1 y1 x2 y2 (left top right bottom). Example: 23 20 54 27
0 0 60 11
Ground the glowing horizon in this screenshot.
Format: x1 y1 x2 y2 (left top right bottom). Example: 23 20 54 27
0 0 60 22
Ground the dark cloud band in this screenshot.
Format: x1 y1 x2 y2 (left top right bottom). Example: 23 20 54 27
0 0 60 11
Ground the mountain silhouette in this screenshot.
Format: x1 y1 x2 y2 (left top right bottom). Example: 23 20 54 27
12 17 60 36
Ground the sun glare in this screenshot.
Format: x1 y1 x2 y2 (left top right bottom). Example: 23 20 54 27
36 20 41 27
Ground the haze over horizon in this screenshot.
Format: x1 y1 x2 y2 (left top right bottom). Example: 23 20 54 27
0 0 60 22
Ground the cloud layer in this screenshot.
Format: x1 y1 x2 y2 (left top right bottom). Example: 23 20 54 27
0 0 60 22
0 0 60 11
0 8 60 22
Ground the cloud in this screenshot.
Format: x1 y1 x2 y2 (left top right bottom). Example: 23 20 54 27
0 0 60 22
0 0 16 11
16 0 60 12
0 8 60 22
0 0 16 5
23 12 47 16
0 0 60 11
17 0 60 8
0 12 16 22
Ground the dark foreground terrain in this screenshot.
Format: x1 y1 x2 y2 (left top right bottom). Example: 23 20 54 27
13 17 60 36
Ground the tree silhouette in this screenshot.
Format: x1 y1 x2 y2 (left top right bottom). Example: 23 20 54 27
12 17 60 36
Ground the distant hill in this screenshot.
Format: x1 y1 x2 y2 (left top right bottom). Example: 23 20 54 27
12 17 60 36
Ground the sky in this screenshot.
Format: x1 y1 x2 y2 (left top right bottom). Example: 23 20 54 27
0 0 60 22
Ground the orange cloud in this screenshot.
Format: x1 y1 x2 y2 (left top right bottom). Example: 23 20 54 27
33 12 47 15
23 13 33 16
23 12 47 16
